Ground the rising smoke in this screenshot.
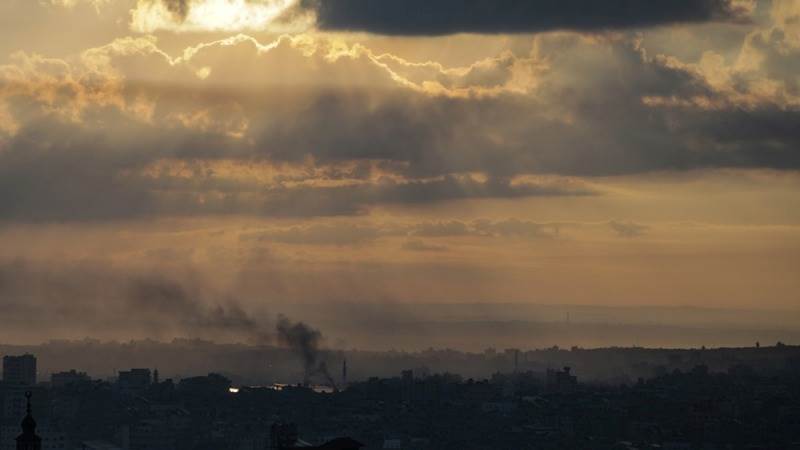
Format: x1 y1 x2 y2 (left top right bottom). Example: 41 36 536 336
0 260 273 344
127 277 273 343
275 315 336 388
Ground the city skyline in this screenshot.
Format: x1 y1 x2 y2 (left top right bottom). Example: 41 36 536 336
1 343 799 449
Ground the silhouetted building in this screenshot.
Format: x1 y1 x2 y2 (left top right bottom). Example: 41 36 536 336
1 388 58 450
116 420 175 450
2 385 50 424
546 366 577 393
401 370 414 404
2 386 30 423
177 373 231 395
117 369 150 386
116 369 151 394
15 392 40 450
3 356 36 387
50 370 90 388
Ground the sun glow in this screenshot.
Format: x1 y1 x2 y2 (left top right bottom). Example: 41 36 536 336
131 0 307 33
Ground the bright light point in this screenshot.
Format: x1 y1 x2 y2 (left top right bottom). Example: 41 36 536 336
131 0 307 33
228 387 239 393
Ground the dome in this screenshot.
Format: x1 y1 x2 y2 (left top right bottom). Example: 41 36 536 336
19 391 37 436
20 412 36 434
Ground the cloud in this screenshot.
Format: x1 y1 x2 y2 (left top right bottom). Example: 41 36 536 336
411 219 561 239
0 118 157 221
640 1 800 111
402 240 448 252
473 218 561 238
0 113 588 221
47 0 111 8
609 220 649 238
305 0 753 36
255 177 592 218
2 27 799 223
236 217 574 249
242 223 380 246
412 221 471 237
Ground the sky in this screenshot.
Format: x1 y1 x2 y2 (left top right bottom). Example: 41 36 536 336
0 0 799 343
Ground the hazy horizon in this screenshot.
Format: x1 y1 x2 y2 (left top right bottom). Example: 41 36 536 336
2 302 798 351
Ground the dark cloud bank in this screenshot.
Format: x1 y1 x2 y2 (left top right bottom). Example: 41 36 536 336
152 0 751 35
2 34 798 223
3 82 797 222
304 0 750 35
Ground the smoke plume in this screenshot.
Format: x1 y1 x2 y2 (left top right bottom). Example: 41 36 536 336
275 315 335 388
0 260 273 344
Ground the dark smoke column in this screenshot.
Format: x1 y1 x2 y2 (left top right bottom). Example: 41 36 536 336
275 315 323 386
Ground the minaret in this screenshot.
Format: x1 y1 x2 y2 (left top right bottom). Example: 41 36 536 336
341 358 347 386
16 392 41 450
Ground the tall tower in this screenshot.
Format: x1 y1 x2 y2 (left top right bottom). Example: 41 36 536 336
341 358 347 386
16 392 41 450
3 355 37 386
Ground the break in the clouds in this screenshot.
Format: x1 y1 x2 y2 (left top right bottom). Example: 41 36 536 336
121 0 756 34
130 0 307 32
306 0 755 35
